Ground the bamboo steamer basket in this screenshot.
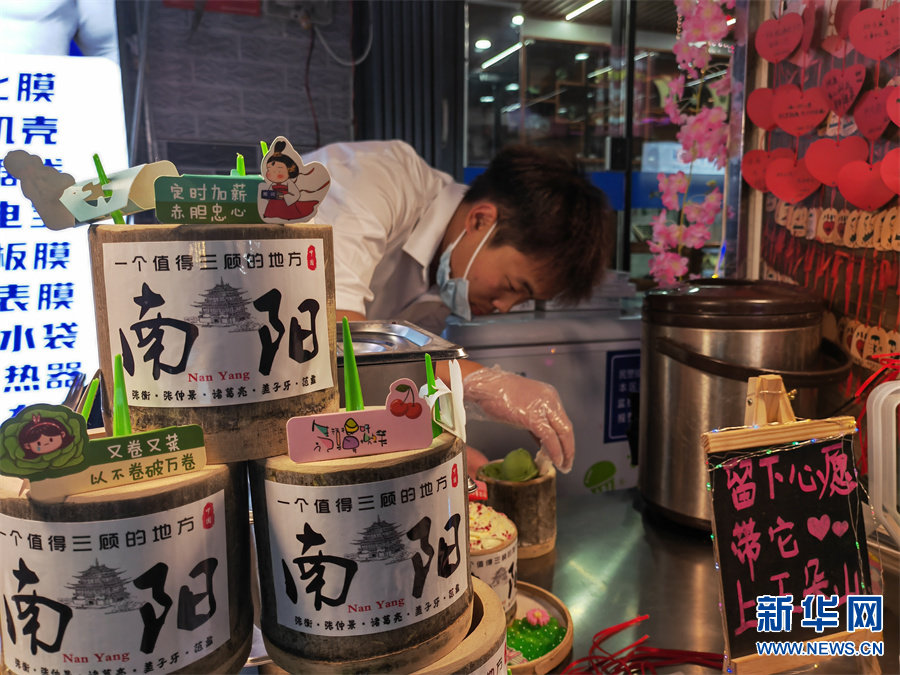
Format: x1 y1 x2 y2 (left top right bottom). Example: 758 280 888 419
249 433 473 673
0 463 252 674
477 462 556 558
88 223 339 464
468 502 518 623
413 576 507 675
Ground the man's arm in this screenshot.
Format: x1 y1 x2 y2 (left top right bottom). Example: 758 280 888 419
336 309 366 322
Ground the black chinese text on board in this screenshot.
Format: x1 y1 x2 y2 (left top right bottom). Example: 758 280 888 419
708 435 871 660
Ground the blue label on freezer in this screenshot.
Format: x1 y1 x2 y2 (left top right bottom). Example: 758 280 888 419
604 349 640 443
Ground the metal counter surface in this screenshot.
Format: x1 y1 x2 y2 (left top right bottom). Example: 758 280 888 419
525 488 724 673
536 488 899 675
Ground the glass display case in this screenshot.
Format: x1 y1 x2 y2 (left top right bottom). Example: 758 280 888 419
465 1 739 284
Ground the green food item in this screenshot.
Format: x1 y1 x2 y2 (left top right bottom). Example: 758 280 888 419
479 448 539 481
500 447 539 481
506 616 566 661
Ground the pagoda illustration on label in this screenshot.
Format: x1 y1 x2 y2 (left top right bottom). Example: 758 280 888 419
188 278 260 331
67 560 138 613
350 517 410 563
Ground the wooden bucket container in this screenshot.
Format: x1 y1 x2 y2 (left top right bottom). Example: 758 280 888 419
468 502 518 623
249 433 473 673
413 576 507 675
88 224 339 464
477 463 556 559
0 463 252 674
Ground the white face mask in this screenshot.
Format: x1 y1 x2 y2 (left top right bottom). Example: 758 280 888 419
436 222 497 321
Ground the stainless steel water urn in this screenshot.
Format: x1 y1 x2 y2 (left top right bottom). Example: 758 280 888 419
638 280 849 528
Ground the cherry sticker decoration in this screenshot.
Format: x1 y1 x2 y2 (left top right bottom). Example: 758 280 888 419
773 85 830 136
755 12 804 64
804 136 869 187
837 161 895 211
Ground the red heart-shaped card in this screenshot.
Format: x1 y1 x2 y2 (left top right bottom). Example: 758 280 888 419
881 148 900 195
837 161 895 211
747 88 777 130
804 136 869 187
835 0 861 38
886 86 900 127
799 5 817 51
773 85 830 136
741 148 794 190
821 64 866 117
821 34 853 58
755 13 804 64
854 88 893 140
848 4 900 62
766 157 822 203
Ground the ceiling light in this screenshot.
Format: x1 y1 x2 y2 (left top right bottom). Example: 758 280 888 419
588 66 612 78
475 39 492 51
480 96 495 103
511 14 524 26
566 0 605 21
505 82 520 91
575 52 589 61
481 41 524 70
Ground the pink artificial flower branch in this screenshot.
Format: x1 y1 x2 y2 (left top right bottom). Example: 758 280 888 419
648 0 732 287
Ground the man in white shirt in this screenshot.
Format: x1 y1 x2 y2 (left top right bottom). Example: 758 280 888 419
307 140 613 475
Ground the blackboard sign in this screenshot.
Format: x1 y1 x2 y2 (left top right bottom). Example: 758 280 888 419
707 433 871 661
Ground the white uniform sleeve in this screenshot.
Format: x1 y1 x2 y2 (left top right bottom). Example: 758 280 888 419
307 141 441 317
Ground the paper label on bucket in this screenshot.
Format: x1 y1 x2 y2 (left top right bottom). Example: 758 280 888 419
264 455 469 636
101 239 332 407
470 540 517 614
0 491 229 675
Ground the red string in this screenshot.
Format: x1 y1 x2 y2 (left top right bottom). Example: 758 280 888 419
563 615 724 675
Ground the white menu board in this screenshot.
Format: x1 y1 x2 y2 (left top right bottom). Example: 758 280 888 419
0 54 128 417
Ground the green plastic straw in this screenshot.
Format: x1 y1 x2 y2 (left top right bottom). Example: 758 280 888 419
112 353 131 436
342 317 364 412
425 353 441 438
81 377 99 424
92 153 125 225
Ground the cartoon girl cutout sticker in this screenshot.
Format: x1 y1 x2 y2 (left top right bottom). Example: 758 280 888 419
0 404 87 477
18 413 74 459
258 136 331 223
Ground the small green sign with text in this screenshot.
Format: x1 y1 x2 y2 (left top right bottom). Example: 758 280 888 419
155 175 264 224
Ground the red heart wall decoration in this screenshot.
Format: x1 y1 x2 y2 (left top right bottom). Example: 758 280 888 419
881 148 900 195
799 5 817 52
741 148 794 190
854 89 893 140
804 136 869 187
821 64 866 117
837 161 895 211
848 4 900 62
766 157 822 203
821 34 853 58
886 86 900 127
835 0 861 38
755 13 804 64
747 88 777 130
773 85 830 136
